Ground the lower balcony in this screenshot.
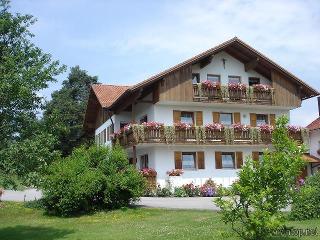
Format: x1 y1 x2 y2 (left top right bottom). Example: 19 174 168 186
192 83 274 105
111 124 307 147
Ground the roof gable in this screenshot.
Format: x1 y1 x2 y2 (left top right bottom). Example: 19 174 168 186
92 84 129 108
306 117 320 131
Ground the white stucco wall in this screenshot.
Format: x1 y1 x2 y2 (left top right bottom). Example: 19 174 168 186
129 145 268 187
192 51 271 85
309 129 320 157
154 104 289 126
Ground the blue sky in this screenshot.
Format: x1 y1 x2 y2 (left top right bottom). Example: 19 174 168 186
11 0 320 126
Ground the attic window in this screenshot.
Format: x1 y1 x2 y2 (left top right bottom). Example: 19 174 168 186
192 73 200 84
249 77 260 86
207 74 220 83
228 76 241 84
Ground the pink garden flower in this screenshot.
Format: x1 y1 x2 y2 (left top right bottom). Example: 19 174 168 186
228 83 247 91
253 84 272 92
205 123 224 131
167 169 184 176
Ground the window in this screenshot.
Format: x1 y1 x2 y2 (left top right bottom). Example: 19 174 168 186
249 77 260 86
140 155 149 169
181 111 194 124
192 73 200 84
182 152 196 169
140 115 148 124
120 121 128 129
221 152 235 169
220 113 233 126
207 74 220 83
256 114 269 126
228 75 241 84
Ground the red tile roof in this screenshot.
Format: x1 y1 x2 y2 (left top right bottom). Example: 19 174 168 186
91 84 130 108
306 117 320 131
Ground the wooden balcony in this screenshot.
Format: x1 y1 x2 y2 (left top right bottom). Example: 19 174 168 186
192 84 274 105
112 126 304 147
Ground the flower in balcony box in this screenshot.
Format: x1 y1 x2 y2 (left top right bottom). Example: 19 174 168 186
123 123 132 132
228 83 247 91
110 129 122 139
205 123 224 131
253 84 272 92
140 168 157 177
259 124 274 133
141 121 164 130
287 125 302 133
166 169 184 176
174 121 192 130
201 80 221 90
232 123 250 132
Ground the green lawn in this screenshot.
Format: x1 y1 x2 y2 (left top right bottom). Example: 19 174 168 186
0 202 319 240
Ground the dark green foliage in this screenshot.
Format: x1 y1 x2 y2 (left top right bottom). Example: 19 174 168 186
0 0 65 149
215 116 306 240
0 133 60 189
155 185 172 197
41 145 146 216
291 172 320 220
43 66 98 156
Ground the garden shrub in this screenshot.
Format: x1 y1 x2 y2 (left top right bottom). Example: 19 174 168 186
41 144 146 216
182 183 201 197
291 171 320 220
173 187 187 197
155 185 172 197
200 179 217 197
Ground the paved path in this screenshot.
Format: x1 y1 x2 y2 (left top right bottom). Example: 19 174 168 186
1 189 42 202
136 197 220 210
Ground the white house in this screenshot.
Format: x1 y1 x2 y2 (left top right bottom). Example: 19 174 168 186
84 37 319 187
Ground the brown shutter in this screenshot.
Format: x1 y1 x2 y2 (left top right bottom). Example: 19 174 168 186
174 151 182 169
215 151 222 169
269 114 276 127
250 113 257 127
197 151 205 169
173 110 181 123
252 151 260 162
196 111 203 126
234 112 241 124
213 112 220 123
236 152 243 169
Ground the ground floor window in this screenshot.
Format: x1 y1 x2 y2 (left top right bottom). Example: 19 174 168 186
256 114 269 126
221 152 235 169
140 154 149 169
182 152 196 169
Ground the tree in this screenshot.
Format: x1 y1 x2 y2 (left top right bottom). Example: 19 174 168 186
215 116 306 240
43 66 98 156
0 0 65 148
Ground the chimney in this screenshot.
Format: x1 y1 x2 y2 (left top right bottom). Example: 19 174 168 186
318 96 320 117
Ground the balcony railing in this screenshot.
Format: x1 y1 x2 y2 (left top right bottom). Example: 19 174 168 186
192 84 274 105
112 125 306 147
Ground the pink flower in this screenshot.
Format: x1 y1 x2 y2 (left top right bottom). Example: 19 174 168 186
141 121 164 130
174 121 192 130
205 123 224 131
253 84 272 92
287 125 302 133
259 124 274 133
232 123 250 132
201 80 221 90
228 83 247 91
140 168 157 177
167 169 184 176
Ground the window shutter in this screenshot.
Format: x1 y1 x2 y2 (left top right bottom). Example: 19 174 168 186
252 151 260 162
196 111 203 126
174 151 182 169
269 114 276 127
250 113 257 127
236 152 243 168
215 151 222 169
197 151 205 169
173 110 181 123
234 112 241 124
212 112 220 123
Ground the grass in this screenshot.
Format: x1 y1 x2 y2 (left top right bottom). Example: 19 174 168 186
0 202 319 240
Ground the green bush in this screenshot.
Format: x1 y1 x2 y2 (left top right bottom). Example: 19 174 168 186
173 187 187 197
156 185 172 197
41 145 146 216
291 172 320 220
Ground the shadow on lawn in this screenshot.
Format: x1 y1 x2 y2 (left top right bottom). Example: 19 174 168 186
0 225 74 240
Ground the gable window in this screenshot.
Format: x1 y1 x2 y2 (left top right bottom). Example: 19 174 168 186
207 74 220 83
228 75 241 84
182 152 196 170
140 115 148 124
192 73 200 84
181 111 194 125
256 114 269 126
249 77 260 86
221 152 235 169
140 154 149 169
220 113 233 126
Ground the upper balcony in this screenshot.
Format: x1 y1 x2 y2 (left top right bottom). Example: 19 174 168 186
192 82 274 105
112 122 307 148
